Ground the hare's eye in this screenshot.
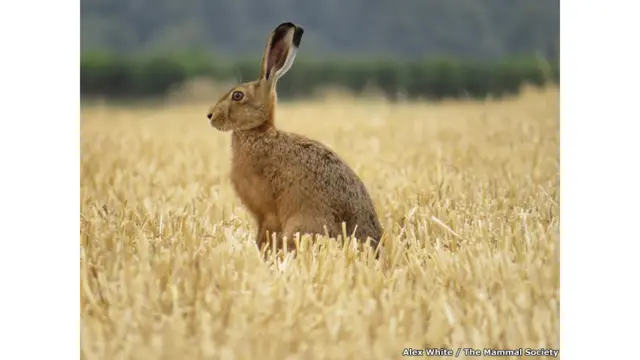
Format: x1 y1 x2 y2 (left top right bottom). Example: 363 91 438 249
231 91 244 101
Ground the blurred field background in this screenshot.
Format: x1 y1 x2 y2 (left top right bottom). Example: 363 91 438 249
80 0 559 102
81 1 559 359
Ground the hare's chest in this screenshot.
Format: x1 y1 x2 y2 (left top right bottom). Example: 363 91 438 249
230 160 277 218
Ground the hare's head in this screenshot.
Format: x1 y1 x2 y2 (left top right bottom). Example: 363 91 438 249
207 22 303 132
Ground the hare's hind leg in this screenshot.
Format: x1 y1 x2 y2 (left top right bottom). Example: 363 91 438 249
282 215 339 249
255 213 282 252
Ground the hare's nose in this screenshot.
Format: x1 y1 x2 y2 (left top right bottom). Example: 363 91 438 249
207 113 213 120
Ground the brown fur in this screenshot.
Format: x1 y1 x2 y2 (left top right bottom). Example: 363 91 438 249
207 22 383 253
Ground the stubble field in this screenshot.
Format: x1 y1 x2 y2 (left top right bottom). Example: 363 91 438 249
80 87 560 359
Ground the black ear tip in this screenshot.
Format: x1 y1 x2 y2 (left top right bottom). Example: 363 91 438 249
273 22 304 47
293 25 304 47
276 22 296 31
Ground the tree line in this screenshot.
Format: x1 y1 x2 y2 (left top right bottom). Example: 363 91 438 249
81 52 559 101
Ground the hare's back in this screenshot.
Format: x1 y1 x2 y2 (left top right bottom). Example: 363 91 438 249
272 132 381 235
280 133 366 194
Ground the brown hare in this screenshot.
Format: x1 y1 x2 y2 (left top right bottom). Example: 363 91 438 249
207 22 383 254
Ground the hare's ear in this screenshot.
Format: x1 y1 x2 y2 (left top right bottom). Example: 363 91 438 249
258 22 304 87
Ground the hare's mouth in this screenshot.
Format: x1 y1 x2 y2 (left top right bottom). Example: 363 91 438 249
210 118 233 132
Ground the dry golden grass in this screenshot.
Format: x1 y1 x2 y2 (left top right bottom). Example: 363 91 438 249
80 87 560 360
